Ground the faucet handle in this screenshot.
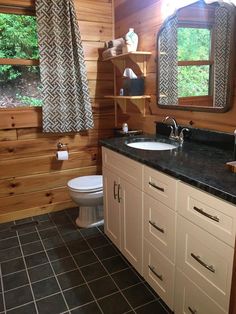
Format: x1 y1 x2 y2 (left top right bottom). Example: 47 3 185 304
167 125 175 139
179 128 189 143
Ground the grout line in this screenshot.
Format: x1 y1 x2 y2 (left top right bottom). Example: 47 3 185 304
15 223 39 314
53 215 105 314
34 228 71 313
0 264 6 314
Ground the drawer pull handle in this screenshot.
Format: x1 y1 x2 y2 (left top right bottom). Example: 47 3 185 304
113 181 118 200
148 265 163 281
193 206 219 223
118 184 121 203
149 220 164 233
149 182 164 192
191 253 215 273
188 306 197 314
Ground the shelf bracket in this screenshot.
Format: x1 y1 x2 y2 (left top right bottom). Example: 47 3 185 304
116 98 127 113
129 54 148 77
129 98 146 116
110 59 126 75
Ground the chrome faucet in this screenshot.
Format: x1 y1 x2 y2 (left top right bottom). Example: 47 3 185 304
162 116 189 144
162 116 179 140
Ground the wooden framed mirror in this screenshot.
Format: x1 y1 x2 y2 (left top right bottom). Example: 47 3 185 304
157 1 236 112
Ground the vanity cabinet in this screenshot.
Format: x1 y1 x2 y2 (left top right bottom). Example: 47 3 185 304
102 147 236 313
102 147 143 273
142 166 178 310
175 182 236 314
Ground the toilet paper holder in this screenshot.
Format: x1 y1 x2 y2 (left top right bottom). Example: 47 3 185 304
57 142 68 151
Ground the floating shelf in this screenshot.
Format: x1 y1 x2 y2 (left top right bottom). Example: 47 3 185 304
104 95 151 116
103 51 151 76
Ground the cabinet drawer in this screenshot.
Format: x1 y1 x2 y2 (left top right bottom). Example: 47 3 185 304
176 216 234 311
102 147 142 189
177 182 236 247
143 194 176 263
143 239 175 310
143 166 178 209
175 269 226 314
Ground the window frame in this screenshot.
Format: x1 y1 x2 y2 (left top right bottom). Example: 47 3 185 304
0 2 41 110
177 21 215 108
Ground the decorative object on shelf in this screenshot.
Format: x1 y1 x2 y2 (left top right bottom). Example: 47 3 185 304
123 28 138 53
226 161 236 173
122 67 144 96
103 37 125 60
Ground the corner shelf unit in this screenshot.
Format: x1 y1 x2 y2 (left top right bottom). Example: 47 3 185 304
103 52 151 124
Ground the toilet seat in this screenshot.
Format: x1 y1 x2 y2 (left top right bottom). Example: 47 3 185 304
67 175 103 193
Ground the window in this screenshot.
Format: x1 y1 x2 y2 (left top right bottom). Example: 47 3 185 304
177 25 213 107
0 11 42 108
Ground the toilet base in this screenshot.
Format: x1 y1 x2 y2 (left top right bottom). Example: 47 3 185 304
75 205 104 228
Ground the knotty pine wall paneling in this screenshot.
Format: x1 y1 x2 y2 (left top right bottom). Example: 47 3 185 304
0 0 115 222
114 0 236 133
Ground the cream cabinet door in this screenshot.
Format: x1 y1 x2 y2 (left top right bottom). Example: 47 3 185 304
103 168 121 250
120 177 143 274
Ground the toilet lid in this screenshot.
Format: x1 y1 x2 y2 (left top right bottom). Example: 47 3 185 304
67 175 103 192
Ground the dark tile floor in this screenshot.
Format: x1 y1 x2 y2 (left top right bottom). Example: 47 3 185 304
0 208 172 314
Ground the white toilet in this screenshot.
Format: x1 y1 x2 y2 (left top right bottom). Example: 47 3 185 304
67 175 103 228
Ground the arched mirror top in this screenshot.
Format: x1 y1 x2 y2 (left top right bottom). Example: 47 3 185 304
156 1 236 112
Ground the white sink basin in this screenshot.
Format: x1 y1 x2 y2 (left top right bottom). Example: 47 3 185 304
126 141 177 151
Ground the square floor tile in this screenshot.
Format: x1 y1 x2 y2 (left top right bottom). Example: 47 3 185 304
36 220 55 231
86 235 109 249
79 227 101 239
42 235 64 250
73 250 98 268
34 213 51 222
0 229 16 241
71 301 102 314
98 292 131 314
50 212 71 226
0 246 22 263
4 285 33 310
22 241 44 256
111 268 141 290
0 221 14 232
3 270 29 291
19 232 39 245
63 284 94 309
57 269 84 290
57 223 77 235
39 227 59 239
80 262 107 282
67 239 89 255
93 244 119 260
0 237 19 251
6 302 37 314
32 277 60 299
88 275 118 299
36 293 67 314
28 263 54 283
17 226 37 236
52 257 77 275
1 257 25 275
47 246 70 261
122 283 155 308
25 252 48 268
102 255 130 274
61 230 82 243
135 300 168 314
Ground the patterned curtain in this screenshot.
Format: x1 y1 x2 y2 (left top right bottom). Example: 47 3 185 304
213 5 234 107
36 0 94 133
158 16 178 106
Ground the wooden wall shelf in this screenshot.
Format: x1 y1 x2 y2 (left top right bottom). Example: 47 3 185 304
104 95 151 116
104 51 151 76
103 51 151 124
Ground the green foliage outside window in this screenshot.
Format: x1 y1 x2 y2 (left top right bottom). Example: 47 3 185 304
177 27 211 97
0 13 42 107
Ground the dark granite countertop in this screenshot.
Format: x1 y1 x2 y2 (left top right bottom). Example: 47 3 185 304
100 134 236 206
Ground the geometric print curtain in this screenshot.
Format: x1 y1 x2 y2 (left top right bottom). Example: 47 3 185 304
35 0 94 133
158 16 178 106
213 5 234 108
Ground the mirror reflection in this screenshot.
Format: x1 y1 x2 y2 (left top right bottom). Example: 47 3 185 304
157 1 235 112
